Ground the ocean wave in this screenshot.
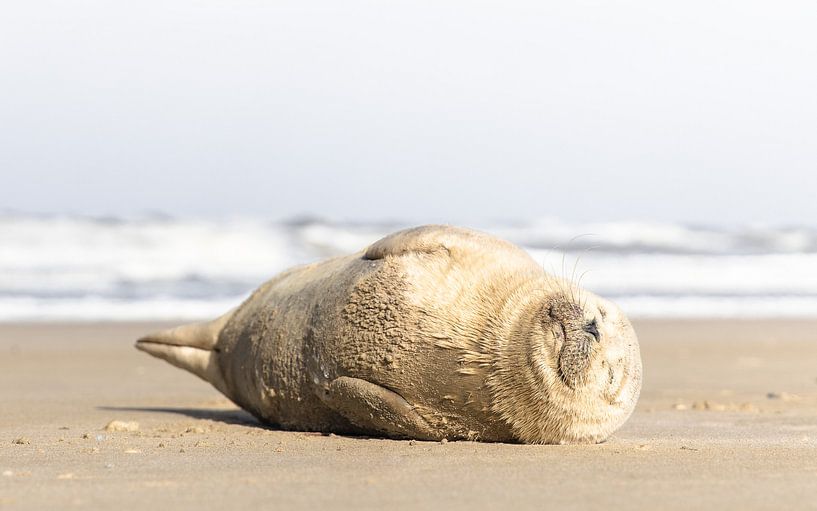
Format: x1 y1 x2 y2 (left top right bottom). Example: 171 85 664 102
494 219 817 255
2 213 816 320
3 294 816 322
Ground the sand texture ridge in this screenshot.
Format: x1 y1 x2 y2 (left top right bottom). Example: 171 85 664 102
2 320 817 510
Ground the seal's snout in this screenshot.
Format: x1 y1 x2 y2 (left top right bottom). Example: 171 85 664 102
548 300 598 390
558 332 594 389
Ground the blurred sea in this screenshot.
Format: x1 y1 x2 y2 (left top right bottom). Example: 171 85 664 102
2 213 816 321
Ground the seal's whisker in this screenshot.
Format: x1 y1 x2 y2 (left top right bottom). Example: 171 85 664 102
569 254 586 305
560 252 568 290
576 269 592 291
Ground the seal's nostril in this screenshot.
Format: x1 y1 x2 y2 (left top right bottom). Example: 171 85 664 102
584 319 600 341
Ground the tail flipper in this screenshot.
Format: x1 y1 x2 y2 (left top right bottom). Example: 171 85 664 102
135 310 234 395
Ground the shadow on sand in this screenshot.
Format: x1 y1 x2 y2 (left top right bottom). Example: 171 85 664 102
97 405 263 428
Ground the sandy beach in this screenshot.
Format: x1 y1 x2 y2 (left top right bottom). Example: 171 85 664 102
2 319 816 510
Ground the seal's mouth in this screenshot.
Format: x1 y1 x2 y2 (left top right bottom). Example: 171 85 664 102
605 368 630 405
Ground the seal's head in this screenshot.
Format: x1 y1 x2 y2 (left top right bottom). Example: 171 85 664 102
489 283 642 444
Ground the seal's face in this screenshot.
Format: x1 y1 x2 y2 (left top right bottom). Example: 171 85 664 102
491 286 641 444
534 292 642 444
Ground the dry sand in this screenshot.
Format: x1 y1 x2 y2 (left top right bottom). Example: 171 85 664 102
1 320 817 510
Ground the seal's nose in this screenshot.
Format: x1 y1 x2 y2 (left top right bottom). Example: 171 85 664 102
583 319 600 341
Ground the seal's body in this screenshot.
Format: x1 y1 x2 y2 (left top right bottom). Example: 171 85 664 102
137 226 641 444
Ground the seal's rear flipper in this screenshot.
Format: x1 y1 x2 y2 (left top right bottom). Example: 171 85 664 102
135 310 234 395
317 376 437 440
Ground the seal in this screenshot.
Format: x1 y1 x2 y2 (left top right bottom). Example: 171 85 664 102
136 225 642 444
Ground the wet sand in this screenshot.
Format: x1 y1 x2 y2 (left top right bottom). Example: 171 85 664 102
2 320 817 510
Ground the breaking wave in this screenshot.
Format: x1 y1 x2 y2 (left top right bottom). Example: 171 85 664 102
2 213 816 320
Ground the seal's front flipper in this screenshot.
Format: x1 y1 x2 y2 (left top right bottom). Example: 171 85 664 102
318 376 437 440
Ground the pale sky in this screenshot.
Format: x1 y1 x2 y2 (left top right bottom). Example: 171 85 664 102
1 1 816 225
